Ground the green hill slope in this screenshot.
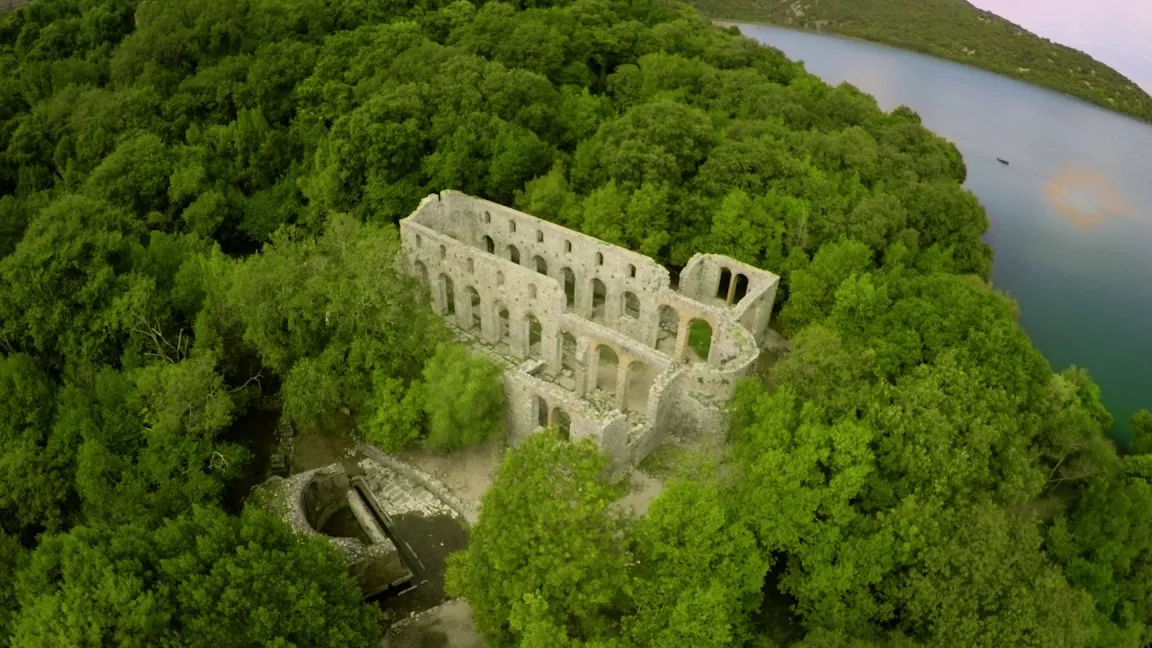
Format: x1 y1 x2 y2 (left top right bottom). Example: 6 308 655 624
688 0 1152 123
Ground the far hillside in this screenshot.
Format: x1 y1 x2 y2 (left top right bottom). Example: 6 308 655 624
689 0 1152 123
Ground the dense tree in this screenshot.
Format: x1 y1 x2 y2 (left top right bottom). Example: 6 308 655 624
0 0 1140 645
447 432 630 647
9 506 379 648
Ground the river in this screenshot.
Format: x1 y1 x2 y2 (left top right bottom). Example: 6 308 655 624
730 23 1152 443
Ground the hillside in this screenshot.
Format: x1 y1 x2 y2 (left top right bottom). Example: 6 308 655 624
687 0 1152 123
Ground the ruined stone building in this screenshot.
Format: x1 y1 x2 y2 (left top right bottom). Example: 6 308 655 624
400 191 780 469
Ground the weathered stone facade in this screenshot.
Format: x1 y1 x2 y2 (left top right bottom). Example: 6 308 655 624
400 191 780 469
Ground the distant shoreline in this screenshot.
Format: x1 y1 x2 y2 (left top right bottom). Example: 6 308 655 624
715 19 1152 129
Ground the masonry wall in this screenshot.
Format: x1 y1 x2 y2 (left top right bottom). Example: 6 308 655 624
401 191 781 466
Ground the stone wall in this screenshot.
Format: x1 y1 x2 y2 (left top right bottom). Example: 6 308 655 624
401 191 780 466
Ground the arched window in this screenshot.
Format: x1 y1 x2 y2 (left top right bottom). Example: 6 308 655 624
533 256 547 275
507 244 520 264
415 234 422 247
733 273 750 303
561 331 578 373
483 211 491 223
439 244 447 260
623 292 640 318
509 220 517 233
564 240 572 253
595 252 604 266
536 230 544 243
483 235 495 254
627 264 636 278
717 267 732 300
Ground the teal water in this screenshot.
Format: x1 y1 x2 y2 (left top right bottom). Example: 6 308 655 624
735 24 1152 443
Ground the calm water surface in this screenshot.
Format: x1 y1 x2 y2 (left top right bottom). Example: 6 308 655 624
735 24 1152 442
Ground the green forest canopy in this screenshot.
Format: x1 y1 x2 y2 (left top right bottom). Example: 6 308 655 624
0 0 1149 646
684 0 1152 123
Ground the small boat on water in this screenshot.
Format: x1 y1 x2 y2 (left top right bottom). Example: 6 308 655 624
997 157 1010 165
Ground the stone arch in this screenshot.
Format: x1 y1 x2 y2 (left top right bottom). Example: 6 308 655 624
591 279 607 321
552 407 571 440
717 267 732 300
687 318 713 363
533 255 548 275
594 345 619 396
414 261 428 286
534 395 549 428
483 235 495 254
506 244 520 264
440 274 455 316
657 304 678 354
465 286 481 331
526 314 543 359
561 267 576 308
496 304 511 348
622 291 640 319
624 361 656 415
733 273 750 303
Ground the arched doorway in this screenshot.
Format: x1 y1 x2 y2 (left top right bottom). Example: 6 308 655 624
687 319 713 363
591 279 607 321
506 244 520 264
441 274 455 316
526 314 543 359
624 361 656 415
595 345 618 396
657 304 678 354
561 268 576 309
534 395 549 428
465 286 482 331
552 407 571 440
497 305 511 348
533 255 548 275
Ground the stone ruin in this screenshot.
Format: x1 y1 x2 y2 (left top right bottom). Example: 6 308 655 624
400 191 780 470
255 464 414 599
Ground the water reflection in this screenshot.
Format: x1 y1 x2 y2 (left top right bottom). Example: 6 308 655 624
1045 165 1132 230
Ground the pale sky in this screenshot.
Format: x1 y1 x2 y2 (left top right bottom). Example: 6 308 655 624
968 0 1152 93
